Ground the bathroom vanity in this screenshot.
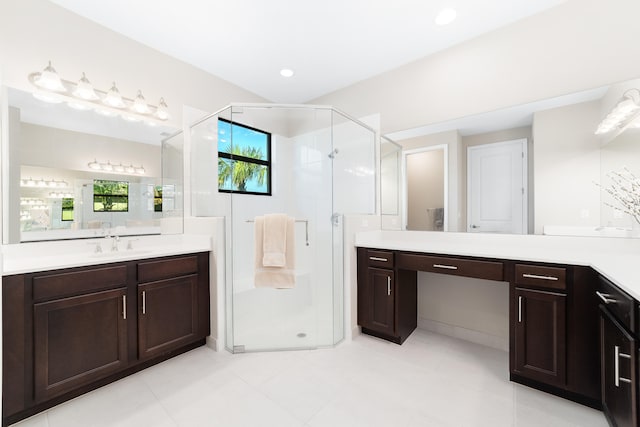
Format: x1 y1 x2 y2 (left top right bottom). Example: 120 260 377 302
356 231 640 426
1 237 211 426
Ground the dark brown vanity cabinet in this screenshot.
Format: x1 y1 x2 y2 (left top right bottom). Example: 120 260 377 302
598 276 638 427
2 252 210 426
510 264 600 407
512 286 567 387
512 264 568 388
33 287 129 402
357 248 416 344
137 257 201 360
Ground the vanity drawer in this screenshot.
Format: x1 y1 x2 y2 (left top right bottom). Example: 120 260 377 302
33 265 128 302
137 255 199 283
396 254 503 281
598 275 635 333
366 250 394 269
515 264 566 291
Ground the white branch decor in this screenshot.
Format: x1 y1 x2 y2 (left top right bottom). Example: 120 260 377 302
602 167 640 225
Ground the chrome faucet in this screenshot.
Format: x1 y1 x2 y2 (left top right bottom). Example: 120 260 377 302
106 234 120 252
112 235 120 252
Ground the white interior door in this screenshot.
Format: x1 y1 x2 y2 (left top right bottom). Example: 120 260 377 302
467 139 527 234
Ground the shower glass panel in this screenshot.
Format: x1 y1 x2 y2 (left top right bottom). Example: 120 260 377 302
228 105 334 352
189 103 375 353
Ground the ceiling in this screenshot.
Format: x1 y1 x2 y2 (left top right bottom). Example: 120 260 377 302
49 0 567 104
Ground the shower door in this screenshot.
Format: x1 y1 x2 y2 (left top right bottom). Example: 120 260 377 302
227 105 337 352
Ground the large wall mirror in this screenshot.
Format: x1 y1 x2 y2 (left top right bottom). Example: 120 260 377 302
383 77 640 238
2 87 182 243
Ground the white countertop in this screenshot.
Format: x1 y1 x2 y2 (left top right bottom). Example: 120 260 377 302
356 230 640 301
1 234 212 275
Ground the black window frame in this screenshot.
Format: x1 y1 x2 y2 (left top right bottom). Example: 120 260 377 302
217 118 272 196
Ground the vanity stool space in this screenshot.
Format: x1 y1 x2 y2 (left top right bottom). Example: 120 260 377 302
357 246 601 409
2 252 210 427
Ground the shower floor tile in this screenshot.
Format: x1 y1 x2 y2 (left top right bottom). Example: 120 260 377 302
11 330 606 427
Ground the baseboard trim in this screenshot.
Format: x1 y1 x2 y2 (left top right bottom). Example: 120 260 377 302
417 317 508 351
206 336 219 351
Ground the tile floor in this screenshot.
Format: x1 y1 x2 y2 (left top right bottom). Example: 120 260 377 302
12 330 607 427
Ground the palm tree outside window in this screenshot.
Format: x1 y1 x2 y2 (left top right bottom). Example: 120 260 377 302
217 118 271 195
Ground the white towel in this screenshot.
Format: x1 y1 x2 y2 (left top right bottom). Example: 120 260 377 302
254 215 296 289
262 213 288 267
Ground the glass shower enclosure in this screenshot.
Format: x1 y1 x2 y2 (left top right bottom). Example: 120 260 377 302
190 104 375 352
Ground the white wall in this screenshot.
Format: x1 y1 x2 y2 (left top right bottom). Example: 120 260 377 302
311 0 640 135
533 100 602 233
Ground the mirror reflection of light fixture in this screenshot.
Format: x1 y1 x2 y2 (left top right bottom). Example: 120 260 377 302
21 178 68 187
28 61 171 124
595 89 640 135
87 160 146 175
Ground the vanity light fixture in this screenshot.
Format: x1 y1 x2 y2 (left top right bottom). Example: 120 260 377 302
48 192 74 198
595 88 640 135
28 61 171 124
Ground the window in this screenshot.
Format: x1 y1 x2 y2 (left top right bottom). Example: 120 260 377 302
154 185 163 212
218 118 271 195
93 180 129 212
61 198 74 221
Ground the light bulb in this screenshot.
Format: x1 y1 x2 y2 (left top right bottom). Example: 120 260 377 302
113 164 125 172
88 159 101 170
154 97 170 120
135 165 145 174
103 82 126 108
102 162 113 171
73 72 99 101
34 61 67 92
132 90 151 114
125 165 135 174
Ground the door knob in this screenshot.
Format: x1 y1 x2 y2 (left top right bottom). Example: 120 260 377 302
470 224 479 229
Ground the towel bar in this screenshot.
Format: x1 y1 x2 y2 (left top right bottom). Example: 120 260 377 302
245 219 309 246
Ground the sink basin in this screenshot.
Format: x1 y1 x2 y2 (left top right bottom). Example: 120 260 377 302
89 249 153 258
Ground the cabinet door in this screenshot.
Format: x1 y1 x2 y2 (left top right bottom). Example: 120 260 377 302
601 307 637 427
366 268 395 336
514 287 566 387
33 288 128 402
138 275 198 360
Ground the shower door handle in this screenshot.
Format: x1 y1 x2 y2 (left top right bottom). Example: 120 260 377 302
331 213 341 226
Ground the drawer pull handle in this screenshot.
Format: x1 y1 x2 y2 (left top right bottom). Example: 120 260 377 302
122 295 127 320
433 264 458 270
142 291 146 314
518 296 523 323
387 276 391 296
596 291 617 304
615 346 632 387
369 257 388 262
522 273 558 281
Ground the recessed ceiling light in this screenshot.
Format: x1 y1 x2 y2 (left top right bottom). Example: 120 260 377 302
435 8 457 26
280 68 294 78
